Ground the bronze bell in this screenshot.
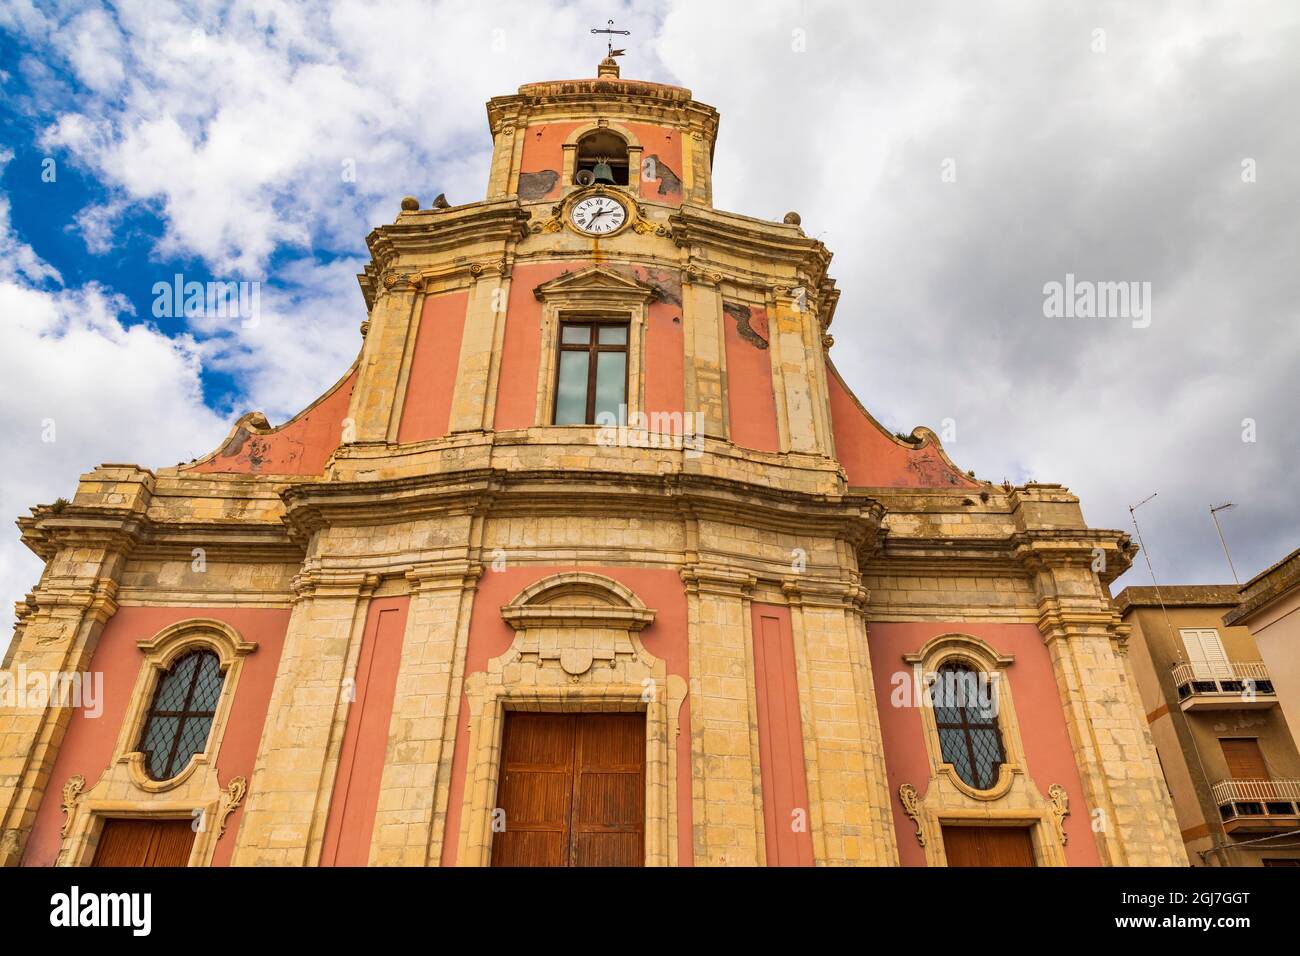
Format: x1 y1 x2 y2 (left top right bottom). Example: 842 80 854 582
592 157 615 183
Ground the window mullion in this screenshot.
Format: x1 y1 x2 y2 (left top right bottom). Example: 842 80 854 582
585 333 598 423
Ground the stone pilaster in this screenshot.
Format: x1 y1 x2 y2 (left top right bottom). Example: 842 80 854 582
448 264 512 434
681 564 761 865
1027 556 1187 866
767 285 828 456
367 563 478 866
346 274 423 442
0 465 149 866
681 270 728 440
230 569 378 866
784 579 899 866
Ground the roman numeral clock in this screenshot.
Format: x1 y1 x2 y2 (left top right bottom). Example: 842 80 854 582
569 192 629 235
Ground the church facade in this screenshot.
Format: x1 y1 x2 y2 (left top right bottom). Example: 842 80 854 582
0 60 1186 867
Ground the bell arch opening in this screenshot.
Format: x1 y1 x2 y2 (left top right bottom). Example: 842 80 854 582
575 129 630 185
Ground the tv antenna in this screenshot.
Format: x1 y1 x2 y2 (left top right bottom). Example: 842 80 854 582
1210 502 1240 585
1129 492 1177 646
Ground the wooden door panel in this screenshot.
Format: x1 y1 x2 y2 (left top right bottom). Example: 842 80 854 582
573 832 643 868
578 713 644 766
571 713 644 866
496 771 572 826
980 827 1036 867
507 713 577 766
491 713 575 867
492 711 645 867
92 819 195 867
491 829 568 868
574 773 643 829
148 820 197 866
942 825 1035 867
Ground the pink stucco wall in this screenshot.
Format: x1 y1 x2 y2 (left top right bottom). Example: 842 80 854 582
23 606 290 867
868 620 1102 866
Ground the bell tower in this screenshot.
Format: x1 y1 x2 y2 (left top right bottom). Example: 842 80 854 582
484 59 720 208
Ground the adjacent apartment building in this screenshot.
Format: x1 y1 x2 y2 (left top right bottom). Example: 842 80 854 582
1225 549 1300 740
1118 585 1300 866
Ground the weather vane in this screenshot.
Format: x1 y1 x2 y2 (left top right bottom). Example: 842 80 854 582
591 18 629 59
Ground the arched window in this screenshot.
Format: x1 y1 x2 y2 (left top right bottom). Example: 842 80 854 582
930 660 1005 791
575 129 629 185
138 648 224 781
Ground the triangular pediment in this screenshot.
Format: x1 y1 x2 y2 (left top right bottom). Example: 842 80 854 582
532 265 658 302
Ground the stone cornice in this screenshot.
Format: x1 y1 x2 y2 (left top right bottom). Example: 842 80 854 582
1223 546 1300 627
1010 529 1137 584
487 78 719 149
279 467 883 547
18 506 146 562
359 200 531 309
669 204 833 283
680 564 757 597
19 505 302 564
861 527 1137 583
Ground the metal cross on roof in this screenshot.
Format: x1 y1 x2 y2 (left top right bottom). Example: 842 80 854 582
591 18 629 58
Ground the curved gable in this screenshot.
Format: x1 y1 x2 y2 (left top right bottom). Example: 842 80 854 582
826 360 980 490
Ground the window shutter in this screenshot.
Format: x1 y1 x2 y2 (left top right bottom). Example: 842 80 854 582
1181 628 1231 679
1221 738 1269 780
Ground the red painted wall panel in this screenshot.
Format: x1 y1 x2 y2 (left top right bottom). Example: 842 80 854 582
627 122 685 205
519 121 580 200
320 596 410 867
23 606 290 867
397 291 469 442
723 304 780 453
492 262 585 431
751 604 814 866
826 363 978 489
186 370 356 476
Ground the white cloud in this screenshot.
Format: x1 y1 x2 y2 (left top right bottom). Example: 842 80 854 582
70 198 127 255
0 155 227 654
655 0 1300 587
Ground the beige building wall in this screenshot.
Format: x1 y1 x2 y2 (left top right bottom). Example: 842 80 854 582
1227 550 1300 740
1118 586 1300 866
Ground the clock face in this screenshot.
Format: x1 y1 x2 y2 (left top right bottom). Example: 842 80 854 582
569 195 628 235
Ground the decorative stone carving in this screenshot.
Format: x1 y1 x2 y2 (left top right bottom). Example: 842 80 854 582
899 783 925 846
219 776 248 839
1048 783 1070 845
684 266 722 286
60 775 85 838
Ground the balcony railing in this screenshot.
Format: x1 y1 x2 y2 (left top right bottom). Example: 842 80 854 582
1212 779 1300 832
1170 661 1277 710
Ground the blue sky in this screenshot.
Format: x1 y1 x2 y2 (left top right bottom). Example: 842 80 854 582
2 0 1298 642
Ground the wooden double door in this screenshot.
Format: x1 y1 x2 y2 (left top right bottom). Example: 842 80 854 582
941 825 1037 867
491 712 645 867
92 818 195 867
